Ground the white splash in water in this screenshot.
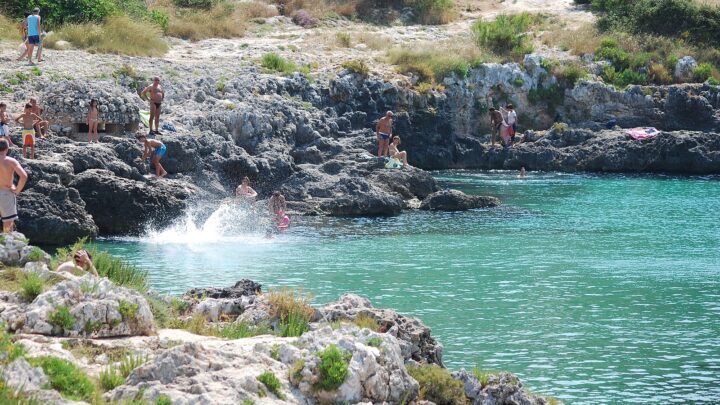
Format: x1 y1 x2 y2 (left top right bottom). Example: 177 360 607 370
144 202 274 245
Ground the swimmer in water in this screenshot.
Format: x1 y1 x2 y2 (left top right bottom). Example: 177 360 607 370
518 167 526 178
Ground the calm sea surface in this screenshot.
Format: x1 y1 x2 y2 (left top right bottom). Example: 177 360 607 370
94 171 720 404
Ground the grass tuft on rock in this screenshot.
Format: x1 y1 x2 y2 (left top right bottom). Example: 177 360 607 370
28 356 95 401
118 300 140 321
407 364 468 405
119 353 146 378
18 272 44 302
99 364 125 391
48 305 76 333
353 313 380 331
341 60 370 77
315 344 351 391
267 287 315 337
0 326 26 365
25 247 45 262
257 371 285 399
387 47 472 84
471 13 542 60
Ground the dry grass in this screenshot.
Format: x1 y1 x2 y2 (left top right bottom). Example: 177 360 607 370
0 14 18 42
355 32 393 51
44 16 168 56
166 4 246 41
541 23 602 56
266 287 315 322
386 40 496 83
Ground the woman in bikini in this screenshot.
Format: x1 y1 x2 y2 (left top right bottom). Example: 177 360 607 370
235 176 258 201
87 99 99 143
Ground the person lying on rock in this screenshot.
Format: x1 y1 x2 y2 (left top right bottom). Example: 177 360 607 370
28 98 49 138
0 139 27 233
15 103 41 159
376 111 393 157
141 77 165 136
235 176 258 201
137 135 168 178
389 136 409 166
56 250 98 276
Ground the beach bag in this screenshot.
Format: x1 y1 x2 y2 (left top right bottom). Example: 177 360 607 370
384 157 403 169
18 42 27 55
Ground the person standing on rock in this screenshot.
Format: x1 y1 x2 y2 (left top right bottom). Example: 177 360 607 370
0 103 13 148
20 8 41 65
137 135 168 178
87 99 100 143
376 111 393 157
141 77 165 135
0 139 28 233
28 98 49 138
501 104 517 145
488 107 504 147
15 103 41 159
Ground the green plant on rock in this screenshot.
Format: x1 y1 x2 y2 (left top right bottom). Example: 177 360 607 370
270 344 281 360
693 63 715 83
552 122 569 133
119 353 146 378
289 359 305 385
336 32 351 47
268 287 315 337
118 300 140 321
48 305 76 332
341 60 370 77
366 337 383 347
315 344 351 391
471 13 541 58
28 356 95 401
257 371 285 399
261 53 298 75
91 249 148 292
155 395 173 405
25 247 45 262
407 364 468 405
0 325 26 365
19 272 44 302
353 313 380 331
99 364 125 391
216 321 272 339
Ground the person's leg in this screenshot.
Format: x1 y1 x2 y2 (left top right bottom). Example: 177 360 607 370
31 145 35 159
152 155 167 177
377 139 382 157
148 104 156 134
26 44 35 63
491 128 496 146
399 151 408 165
22 145 27 158
154 105 161 132
2 220 12 233
382 140 389 156
40 121 49 137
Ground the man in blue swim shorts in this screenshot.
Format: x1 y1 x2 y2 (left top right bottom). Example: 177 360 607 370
137 134 168 178
375 110 393 157
23 8 42 65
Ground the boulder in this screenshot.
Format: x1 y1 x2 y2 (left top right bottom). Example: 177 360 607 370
183 279 262 300
420 189 500 211
70 169 197 235
1 358 49 392
674 56 698 82
453 368 553 405
7 274 155 338
319 294 444 365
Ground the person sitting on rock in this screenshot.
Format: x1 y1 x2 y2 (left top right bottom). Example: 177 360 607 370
56 250 98 276
137 134 168 178
28 98 49 138
389 136 408 166
235 176 258 201
15 103 41 159
376 111 393 157
0 139 27 233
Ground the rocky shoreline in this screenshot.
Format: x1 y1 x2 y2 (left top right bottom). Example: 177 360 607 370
0 234 559 404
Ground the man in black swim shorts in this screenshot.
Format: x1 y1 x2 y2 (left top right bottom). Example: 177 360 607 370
141 76 165 135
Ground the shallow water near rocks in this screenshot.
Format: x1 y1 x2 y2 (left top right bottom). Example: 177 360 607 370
94 171 720 404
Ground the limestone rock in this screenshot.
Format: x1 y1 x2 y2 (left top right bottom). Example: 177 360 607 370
420 189 500 211
453 368 556 405
1 358 49 392
13 274 154 338
674 56 698 82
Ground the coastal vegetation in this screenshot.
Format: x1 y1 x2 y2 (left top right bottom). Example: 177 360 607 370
407 364 468 405
18 271 44 302
257 371 285 399
28 356 96 401
315 344 350 391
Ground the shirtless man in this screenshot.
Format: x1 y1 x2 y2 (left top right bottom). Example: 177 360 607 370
0 139 28 233
235 176 258 200
29 98 49 138
137 135 168 177
488 107 504 147
56 249 98 276
15 104 41 159
0 103 13 147
389 136 408 166
141 77 165 135
375 111 393 157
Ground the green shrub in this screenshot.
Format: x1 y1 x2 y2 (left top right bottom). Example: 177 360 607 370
528 83 565 113
48 305 76 332
29 356 95 401
693 63 715 82
387 48 469 83
616 69 647 87
118 300 139 321
353 313 380 331
216 321 272 339
336 32 351 47
155 395 172 405
289 359 305 385
0 383 38 404
99 364 125 391
595 42 630 71
648 63 672 84
554 64 587 88
257 371 285 399
166 4 245 41
341 60 370 77
315 345 351 391
174 0 219 8
0 0 117 27
601 65 618 84
261 53 298 75
90 248 148 292
119 354 145 378
407 364 468 405
0 326 26 365
472 13 541 57
267 288 315 337
148 9 170 31
19 272 44 302
366 337 383 347
25 247 45 262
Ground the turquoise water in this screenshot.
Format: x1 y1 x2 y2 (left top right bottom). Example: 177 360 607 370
94 171 720 404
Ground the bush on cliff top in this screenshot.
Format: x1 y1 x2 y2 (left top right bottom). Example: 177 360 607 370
18 272 44 302
407 364 468 405
471 13 542 60
315 344 351 391
28 356 95 401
